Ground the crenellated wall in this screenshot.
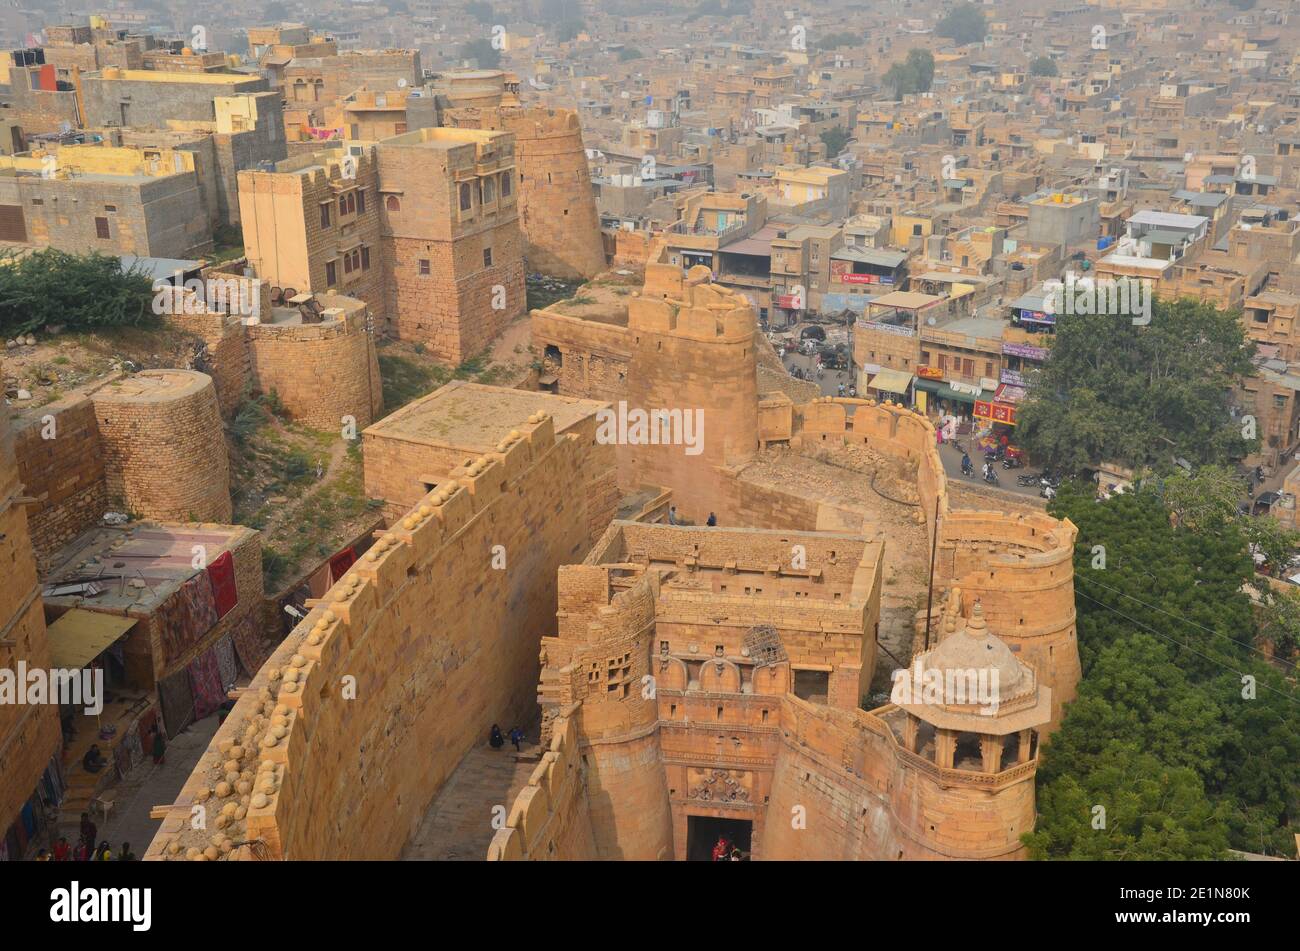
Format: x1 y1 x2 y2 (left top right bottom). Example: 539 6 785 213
761 697 1037 860
938 512 1080 731
145 409 605 860
245 302 383 431
485 709 598 860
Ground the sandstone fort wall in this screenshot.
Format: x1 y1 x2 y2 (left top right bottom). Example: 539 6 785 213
146 414 602 860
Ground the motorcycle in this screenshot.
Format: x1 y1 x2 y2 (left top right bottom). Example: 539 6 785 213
1001 455 1023 470
1040 483 1056 501
961 458 974 478
983 466 999 485
1017 473 1040 487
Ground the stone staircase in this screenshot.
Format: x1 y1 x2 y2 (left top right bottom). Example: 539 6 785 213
402 740 542 861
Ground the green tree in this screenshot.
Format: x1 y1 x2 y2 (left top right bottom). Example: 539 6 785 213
1035 484 1300 857
459 37 502 69
1160 464 1243 531
1029 56 1058 77
882 48 935 98
1025 745 1230 860
1242 515 1300 578
1016 297 1256 475
811 31 860 53
0 249 155 337
1256 587 1300 658
936 3 987 46
617 47 643 62
819 126 851 159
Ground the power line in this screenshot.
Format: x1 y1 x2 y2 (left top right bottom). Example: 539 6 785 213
1077 572 1299 672
1073 589 1300 710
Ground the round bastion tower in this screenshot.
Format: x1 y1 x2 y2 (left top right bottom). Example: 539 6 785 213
439 69 606 280
92 369 232 523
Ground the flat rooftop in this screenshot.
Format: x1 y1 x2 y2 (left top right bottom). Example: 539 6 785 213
44 522 255 616
537 280 634 326
363 380 607 452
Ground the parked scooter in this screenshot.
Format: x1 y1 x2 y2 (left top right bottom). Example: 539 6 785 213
1001 454 1023 470
1017 473 1040 487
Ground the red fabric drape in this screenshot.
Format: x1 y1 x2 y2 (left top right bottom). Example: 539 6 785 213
206 551 238 619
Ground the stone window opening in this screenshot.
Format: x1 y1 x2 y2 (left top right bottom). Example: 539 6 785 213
419 259 430 276
544 344 562 366
501 172 511 197
459 182 472 212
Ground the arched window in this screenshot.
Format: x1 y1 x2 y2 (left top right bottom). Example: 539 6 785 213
385 195 400 212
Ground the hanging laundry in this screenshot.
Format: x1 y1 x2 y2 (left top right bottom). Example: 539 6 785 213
188 647 225 721
231 611 269 677
214 634 238 688
206 550 239 619
158 668 195 740
329 546 357 583
157 572 220 668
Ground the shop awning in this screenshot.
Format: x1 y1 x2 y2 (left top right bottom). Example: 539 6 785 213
914 378 996 405
868 369 914 394
45 610 137 671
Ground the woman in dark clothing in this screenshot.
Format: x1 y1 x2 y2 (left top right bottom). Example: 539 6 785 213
489 724 505 749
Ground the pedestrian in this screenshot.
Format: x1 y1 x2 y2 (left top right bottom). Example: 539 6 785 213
151 726 166 765
711 834 732 861
508 726 524 752
668 505 678 526
79 813 96 852
706 512 717 527
35 848 49 861
73 840 91 862
118 842 136 861
489 724 504 749
52 836 70 862
82 743 108 773
94 840 112 862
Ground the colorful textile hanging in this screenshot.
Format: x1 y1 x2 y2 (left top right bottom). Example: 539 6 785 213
188 647 225 721
206 551 239 619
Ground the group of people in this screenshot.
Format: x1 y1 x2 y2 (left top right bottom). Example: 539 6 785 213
489 724 526 752
34 814 135 861
711 834 748 861
667 507 717 527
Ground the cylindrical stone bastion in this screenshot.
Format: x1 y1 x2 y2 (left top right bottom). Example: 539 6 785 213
93 369 232 523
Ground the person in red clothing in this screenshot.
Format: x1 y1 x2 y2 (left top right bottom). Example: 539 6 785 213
711 835 732 861
52 837 71 862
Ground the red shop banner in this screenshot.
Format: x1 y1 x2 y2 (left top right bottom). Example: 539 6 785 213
974 400 1017 425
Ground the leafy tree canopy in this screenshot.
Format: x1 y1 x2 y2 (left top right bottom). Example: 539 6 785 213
883 48 934 98
459 37 502 69
0 249 155 337
1029 55 1058 77
1016 297 1256 475
820 126 852 159
1029 484 1300 858
936 3 987 46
